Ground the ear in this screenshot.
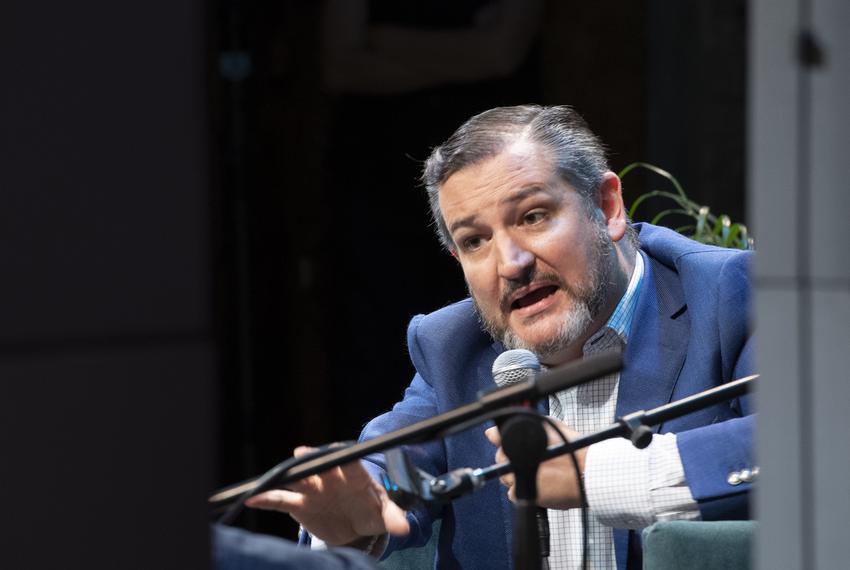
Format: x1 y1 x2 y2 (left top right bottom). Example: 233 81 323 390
597 171 628 243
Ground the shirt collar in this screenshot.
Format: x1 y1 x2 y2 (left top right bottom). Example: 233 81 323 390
582 251 644 354
604 251 644 342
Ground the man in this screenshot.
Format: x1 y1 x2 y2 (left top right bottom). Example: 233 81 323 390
247 105 755 569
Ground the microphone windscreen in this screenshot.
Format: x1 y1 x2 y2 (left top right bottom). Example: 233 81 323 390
492 349 540 388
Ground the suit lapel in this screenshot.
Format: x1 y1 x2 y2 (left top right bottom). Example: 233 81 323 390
611 252 689 569
615 251 690 431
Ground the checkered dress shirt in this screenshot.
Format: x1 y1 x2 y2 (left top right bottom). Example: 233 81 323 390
546 253 699 569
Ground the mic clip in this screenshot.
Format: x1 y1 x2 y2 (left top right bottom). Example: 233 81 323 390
382 447 484 509
618 411 653 449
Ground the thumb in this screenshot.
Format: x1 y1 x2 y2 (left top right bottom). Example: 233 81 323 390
382 496 411 537
484 426 501 446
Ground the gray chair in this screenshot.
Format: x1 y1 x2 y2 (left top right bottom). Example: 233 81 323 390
378 521 440 570
641 520 756 570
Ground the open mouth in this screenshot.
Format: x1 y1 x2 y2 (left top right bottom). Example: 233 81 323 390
511 285 559 310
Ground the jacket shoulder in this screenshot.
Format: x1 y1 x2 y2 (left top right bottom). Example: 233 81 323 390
636 223 753 281
406 299 493 384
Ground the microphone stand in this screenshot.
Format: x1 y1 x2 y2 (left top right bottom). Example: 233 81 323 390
500 414 548 570
209 350 623 511
421 373 759 501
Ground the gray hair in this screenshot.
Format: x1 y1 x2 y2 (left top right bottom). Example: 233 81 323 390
422 105 622 251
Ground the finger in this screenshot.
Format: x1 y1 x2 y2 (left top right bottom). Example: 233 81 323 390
285 447 335 492
381 495 411 537
293 445 318 458
244 489 304 512
350 483 407 538
494 447 507 464
287 474 322 494
507 486 516 502
543 423 564 445
337 459 373 484
499 473 515 489
321 461 371 494
484 426 501 446
544 419 580 443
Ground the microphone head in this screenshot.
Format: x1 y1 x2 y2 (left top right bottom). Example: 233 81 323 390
492 349 540 388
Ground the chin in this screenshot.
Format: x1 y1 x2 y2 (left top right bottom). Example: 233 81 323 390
515 327 557 348
502 325 562 355
505 305 593 356
511 312 565 341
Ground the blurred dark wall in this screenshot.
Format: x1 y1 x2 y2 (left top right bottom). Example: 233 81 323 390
646 0 748 225
2 0 215 567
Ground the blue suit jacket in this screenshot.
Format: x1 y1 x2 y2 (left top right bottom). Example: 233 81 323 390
360 223 756 570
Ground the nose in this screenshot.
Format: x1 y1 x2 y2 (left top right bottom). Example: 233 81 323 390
495 233 534 281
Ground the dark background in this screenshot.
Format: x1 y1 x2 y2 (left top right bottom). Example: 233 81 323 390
2 0 746 566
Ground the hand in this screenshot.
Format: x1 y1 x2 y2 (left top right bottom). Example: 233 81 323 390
485 419 587 510
244 446 410 546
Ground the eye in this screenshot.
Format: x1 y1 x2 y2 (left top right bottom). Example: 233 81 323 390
522 210 547 225
460 235 485 252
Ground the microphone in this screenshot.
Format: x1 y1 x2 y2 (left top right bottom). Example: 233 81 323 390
492 349 541 389
492 349 550 568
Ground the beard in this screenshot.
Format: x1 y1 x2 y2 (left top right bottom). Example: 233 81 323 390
471 221 616 359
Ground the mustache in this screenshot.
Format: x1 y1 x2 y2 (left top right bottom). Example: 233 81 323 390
499 270 566 311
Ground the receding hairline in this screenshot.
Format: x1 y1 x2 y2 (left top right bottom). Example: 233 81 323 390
432 125 540 187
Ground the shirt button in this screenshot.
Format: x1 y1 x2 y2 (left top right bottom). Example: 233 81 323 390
727 471 742 485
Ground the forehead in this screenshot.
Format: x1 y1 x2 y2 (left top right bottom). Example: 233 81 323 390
438 140 561 215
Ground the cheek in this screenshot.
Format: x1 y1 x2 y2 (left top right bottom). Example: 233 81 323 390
545 237 592 279
462 266 499 306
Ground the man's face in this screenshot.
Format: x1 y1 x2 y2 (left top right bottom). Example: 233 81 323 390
438 140 618 360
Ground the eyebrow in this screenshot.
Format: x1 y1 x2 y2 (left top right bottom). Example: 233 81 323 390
447 185 549 235
502 185 549 205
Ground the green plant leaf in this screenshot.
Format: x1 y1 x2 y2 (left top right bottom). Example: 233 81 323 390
627 190 691 219
695 206 710 239
717 215 731 242
621 161 753 250
724 224 742 248
737 225 754 250
650 208 691 226
618 162 688 201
